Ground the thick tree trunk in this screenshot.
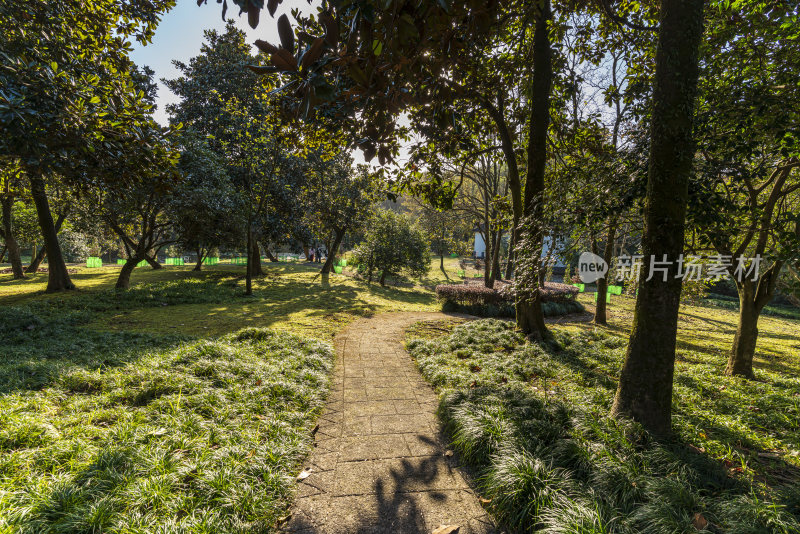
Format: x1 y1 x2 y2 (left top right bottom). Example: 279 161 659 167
440 253 445 272
303 244 310 261
0 245 6 263
265 248 279 262
610 0 704 437
515 0 552 340
379 270 387 286
594 220 618 325
27 210 66 273
28 170 74 291
1 196 24 279
116 258 139 289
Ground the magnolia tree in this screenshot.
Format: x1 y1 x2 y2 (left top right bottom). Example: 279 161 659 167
353 209 430 286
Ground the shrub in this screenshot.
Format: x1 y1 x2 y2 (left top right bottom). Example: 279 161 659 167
436 281 582 318
352 209 431 285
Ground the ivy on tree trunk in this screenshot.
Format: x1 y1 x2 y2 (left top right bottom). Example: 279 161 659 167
610 0 705 437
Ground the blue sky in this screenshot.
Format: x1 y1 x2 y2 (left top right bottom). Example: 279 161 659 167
131 0 311 124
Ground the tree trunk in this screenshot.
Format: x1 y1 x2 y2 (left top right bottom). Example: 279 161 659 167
505 230 515 279
116 258 139 289
250 240 264 276
379 270 387 286
321 230 344 274
303 244 310 261
245 228 253 295
490 229 503 284
594 220 618 325
194 247 204 271
515 0 552 340
28 170 74 291
610 0 704 437
265 248 279 262
1 196 24 279
26 246 46 273
725 262 781 378
0 245 6 263
145 255 162 270
26 210 66 273
726 284 759 379
440 253 445 272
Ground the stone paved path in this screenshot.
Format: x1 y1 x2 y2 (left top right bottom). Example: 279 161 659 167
280 312 496 534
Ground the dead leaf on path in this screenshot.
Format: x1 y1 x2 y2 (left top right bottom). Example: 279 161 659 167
692 512 708 530
432 526 459 534
479 497 491 504
297 468 312 481
444 450 453 457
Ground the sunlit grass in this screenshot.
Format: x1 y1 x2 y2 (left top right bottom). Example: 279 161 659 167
0 328 333 533
407 319 800 533
1 263 439 340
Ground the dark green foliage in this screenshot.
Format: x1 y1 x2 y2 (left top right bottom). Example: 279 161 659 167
407 320 800 533
352 209 431 284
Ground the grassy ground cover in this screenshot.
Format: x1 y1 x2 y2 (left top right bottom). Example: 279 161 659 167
407 311 800 533
0 263 439 340
0 262 441 533
0 328 332 533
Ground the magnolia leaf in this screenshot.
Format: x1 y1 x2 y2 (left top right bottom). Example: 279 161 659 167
432 526 459 534
255 39 280 55
271 49 297 71
247 3 259 28
320 13 339 47
277 14 294 53
267 0 280 17
246 65 277 75
301 38 325 69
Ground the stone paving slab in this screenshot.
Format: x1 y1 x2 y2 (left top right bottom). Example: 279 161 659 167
280 312 496 534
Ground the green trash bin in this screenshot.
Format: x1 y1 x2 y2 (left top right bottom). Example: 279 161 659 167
117 259 126 265
573 283 585 292
86 257 102 268
334 265 343 274
594 292 611 303
608 285 623 295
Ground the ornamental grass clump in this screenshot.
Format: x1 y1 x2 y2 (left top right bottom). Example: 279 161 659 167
407 319 800 534
0 327 333 533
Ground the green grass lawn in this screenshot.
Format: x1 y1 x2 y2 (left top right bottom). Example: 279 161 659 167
406 297 800 533
0 262 441 533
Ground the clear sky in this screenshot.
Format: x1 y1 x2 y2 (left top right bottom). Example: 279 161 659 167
130 0 312 125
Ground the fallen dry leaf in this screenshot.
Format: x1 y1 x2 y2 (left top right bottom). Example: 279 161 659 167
444 450 454 457
479 497 491 504
432 526 459 534
692 512 708 530
296 468 312 481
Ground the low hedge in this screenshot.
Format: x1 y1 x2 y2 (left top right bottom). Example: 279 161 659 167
437 281 583 318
